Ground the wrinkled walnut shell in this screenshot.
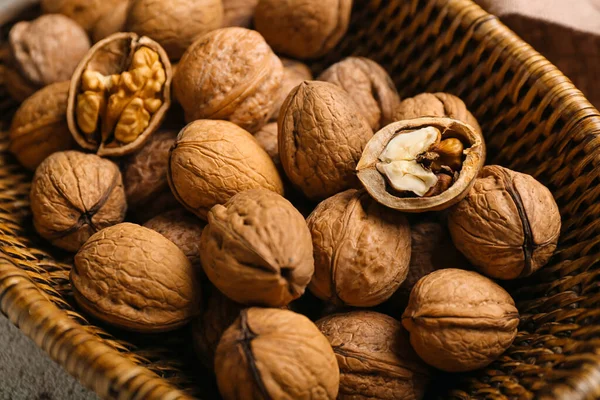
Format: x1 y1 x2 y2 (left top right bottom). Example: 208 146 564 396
41 0 126 36
357 117 485 212
271 58 313 121
91 1 129 42
222 0 258 28
253 122 279 167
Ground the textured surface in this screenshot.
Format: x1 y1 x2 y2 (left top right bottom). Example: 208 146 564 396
271 58 313 121
40 0 126 34
253 122 280 166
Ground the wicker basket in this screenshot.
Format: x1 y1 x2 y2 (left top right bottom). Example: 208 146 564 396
2 0 600 398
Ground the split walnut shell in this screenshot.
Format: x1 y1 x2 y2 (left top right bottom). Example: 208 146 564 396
200 189 313 307
222 0 258 28
448 165 561 280
307 189 411 307
215 308 339 400
316 311 430 400
271 58 313 121
357 117 485 212
402 269 519 372
9 81 75 171
67 32 172 157
72 223 202 332
30 151 127 252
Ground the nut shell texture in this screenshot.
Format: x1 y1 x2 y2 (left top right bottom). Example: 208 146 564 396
222 0 258 27
253 122 279 166
215 308 339 400
402 269 519 372
41 0 125 34
272 58 313 121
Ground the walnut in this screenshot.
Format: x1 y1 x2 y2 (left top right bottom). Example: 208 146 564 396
41 0 127 37
448 165 561 279
307 189 411 307
316 311 431 400
174 27 283 133
253 122 279 166
402 269 519 372
200 189 314 307
71 223 202 332
318 57 401 131
9 81 75 171
30 151 127 252
279 81 373 201
271 58 313 121
222 0 258 28
91 1 129 42
393 93 482 136
215 308 339 399
255 0 352 59
67 33 172 157
357 117 485 212
126 0 223 60
168 120 284 220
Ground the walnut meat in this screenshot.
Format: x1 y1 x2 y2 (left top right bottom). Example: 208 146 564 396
30 151 127 252
448 165 561 279
316 311 430 400
271 58 313 121
402 269 519 372
67 33 172 157
71 223 201 332
126 0 224 60
215 308 339 399
9 81 75 171
168 120 284 219
174 28 283 133
307 189 411 307
222 0 258 28
318 57 401 131
41 0 127 37
279 81 373 201
255 0 352 59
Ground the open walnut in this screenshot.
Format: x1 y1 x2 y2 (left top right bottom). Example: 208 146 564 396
67 33 172 157
357 117 485 212
222 0 258 28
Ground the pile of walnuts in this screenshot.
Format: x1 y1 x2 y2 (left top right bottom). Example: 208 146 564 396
4 1 562 399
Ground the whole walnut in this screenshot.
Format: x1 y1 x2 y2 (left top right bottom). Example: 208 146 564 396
174 28 283 133
72 223 202 332
30 151 127 252
41 0 127 37
402 269 519 372
91 1 129 42
215 308 339 399
9 81 75 171
271 58 313 121
393 93 482 136
279 81 373 201
253 122 279 166
318 57 401 131
222 0 258 28
316 311 430 400
255 0 352 59
307 189 411 307
200 189 313 307
168 120 284 219
448 165 561 280
126 0 224 60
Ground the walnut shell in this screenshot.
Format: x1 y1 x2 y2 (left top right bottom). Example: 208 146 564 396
71 223 201 332
253 122 279 166
215 308 339 399
307 189 411 307
30 151 127 252
316 311 430 400
318 57 401 131
448 165 561 280
9 81 75 171
393 93 482 136
168 120 284 220
271 58 313 121
255 0 352 59
402 269 519 372
222 0 258 28
279 81 373 201
357 117 485 212
126 0 224 60
3 64 38 102
41 0 126 35
174 27 283 133
91 1 129 42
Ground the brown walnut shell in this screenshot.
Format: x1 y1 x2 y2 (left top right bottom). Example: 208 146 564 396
41 0 127 35
215 307 339 400
307 189 411 307
174 27 283 133
67 32 172 157
168 120 284 220
91 1 129 42
255 0 352 59
357 117 485 212
279 81 373 201
126 0 224 60
3 66 38 103
402 269 519 372
318 57 401 131
9 81 75 171
253 122 279 167
448 165 561 280
200 189 314 307
316 311 430 400
30 151 127 252
72 223 201 332
222 0 258 28
271 58 313 121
